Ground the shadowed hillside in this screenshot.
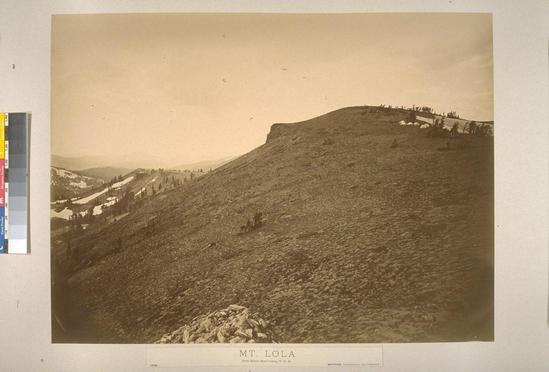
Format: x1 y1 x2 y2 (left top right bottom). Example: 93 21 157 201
51 106 493 343
51 167 104 201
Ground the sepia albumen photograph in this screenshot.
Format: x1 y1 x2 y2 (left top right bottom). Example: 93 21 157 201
50 13 494 343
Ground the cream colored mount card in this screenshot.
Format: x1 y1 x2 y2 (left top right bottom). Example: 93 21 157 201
146 345 383 367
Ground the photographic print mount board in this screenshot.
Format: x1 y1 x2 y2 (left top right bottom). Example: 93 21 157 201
0 0 548 371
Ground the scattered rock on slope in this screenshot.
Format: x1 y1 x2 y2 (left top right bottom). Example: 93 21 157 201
155 304 277 344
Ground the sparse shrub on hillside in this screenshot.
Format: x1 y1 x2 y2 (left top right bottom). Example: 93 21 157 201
408 110 416 122
112 236 123 254
253 212 263 227
146 216 159 235
65 238 72 260
465 121 474 134
447 111 460 119
241 219 252 233
463 121 491 137
427 118 449 138
69 211 84 232
475 123 492 136
483 124 493 136
87 205 95 222
239 212 264 233
70 244 80 267
450 123 459 137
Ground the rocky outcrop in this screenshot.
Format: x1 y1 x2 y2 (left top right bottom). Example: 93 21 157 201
266 123 294 142
155 304 277 344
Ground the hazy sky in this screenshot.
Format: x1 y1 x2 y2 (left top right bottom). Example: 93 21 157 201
52 13 493 165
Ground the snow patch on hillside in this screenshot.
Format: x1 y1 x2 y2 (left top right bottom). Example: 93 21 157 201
50 207 74 220
93 197 118 216
73 189 109 205
72 175 134 205
53 167 78 179
135 177 157 197
70 180 89 188
112 176 134 189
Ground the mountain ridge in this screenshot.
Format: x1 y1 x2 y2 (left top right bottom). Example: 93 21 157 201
51 105 493 343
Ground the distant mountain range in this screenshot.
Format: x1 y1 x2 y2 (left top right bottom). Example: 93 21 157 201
170 156 236 172
52 154 237 172
77 167 134 182
52 153 165 171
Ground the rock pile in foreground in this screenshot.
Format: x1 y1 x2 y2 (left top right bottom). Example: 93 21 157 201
155 304 277 344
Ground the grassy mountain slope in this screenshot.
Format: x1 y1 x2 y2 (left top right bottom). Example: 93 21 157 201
53 106 493 343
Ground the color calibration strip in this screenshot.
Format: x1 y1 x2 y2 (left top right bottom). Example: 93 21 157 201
0 112 29 254
0 113 5 253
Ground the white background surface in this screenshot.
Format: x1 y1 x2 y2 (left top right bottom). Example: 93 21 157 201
0 0 548 371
